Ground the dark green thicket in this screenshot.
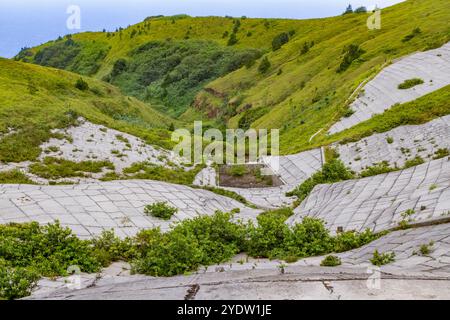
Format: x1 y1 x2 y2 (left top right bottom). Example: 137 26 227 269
33 38 109 76
107 40 261 117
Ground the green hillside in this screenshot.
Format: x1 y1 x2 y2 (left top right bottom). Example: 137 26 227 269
15 0 450 154
0 58 176 163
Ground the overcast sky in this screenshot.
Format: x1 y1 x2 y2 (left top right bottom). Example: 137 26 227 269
0 0 404 58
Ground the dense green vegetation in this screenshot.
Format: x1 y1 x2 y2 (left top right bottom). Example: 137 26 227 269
105 40 262 117
0 222 103 299
320 255 341 267
0 58 176 163
0 210 383 299
0 170 35 184
29 157 115 179
370 250 395 266
398 77 424 89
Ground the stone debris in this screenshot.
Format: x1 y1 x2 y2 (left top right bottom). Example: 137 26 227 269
329 42 450 134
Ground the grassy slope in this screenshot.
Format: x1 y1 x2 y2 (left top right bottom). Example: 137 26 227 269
0 58 176 162
206 0 450 154
17 0 450 155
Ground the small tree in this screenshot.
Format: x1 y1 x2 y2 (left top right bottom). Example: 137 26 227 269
343 4 353 14
272 32 289 51
354 6 367 13
75 78 89 91
258 57 271 74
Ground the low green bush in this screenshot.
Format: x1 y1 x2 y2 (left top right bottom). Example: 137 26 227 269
433 148 449 159
360 161 396 178
258 57 271 74
0 221 102 299
337 44 365 73
75 78 89 91
287 159 354 203
0 209 385 298
29 157 114 179
398 78 424 89
272 32 290 51
0 265 39 300
320 255 341 267
144 202 178 220
370 250 395 266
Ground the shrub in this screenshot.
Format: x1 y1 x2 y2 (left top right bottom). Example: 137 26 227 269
144 201 178 220
228 165 248 177
343 4 353 14
333 229 381 253
287 159 354 203
370 250 395 266
75 78 89 91
132 212 246 276
433 148 449 159
0 170 35 184
0 266 39 300
418 241 434 256
337 44 365 73
193 186 253 207
359 161 396 178
29 157 114 179
300 41 314 55
403 156 424 168
320 255 341 267
386 136 394 144
227 33 238 46
0 221 103 299
343 108 355 118
91 230 137 266
258 56 271 74
272 32 289 51
402 27 421 42
398 78 424 89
